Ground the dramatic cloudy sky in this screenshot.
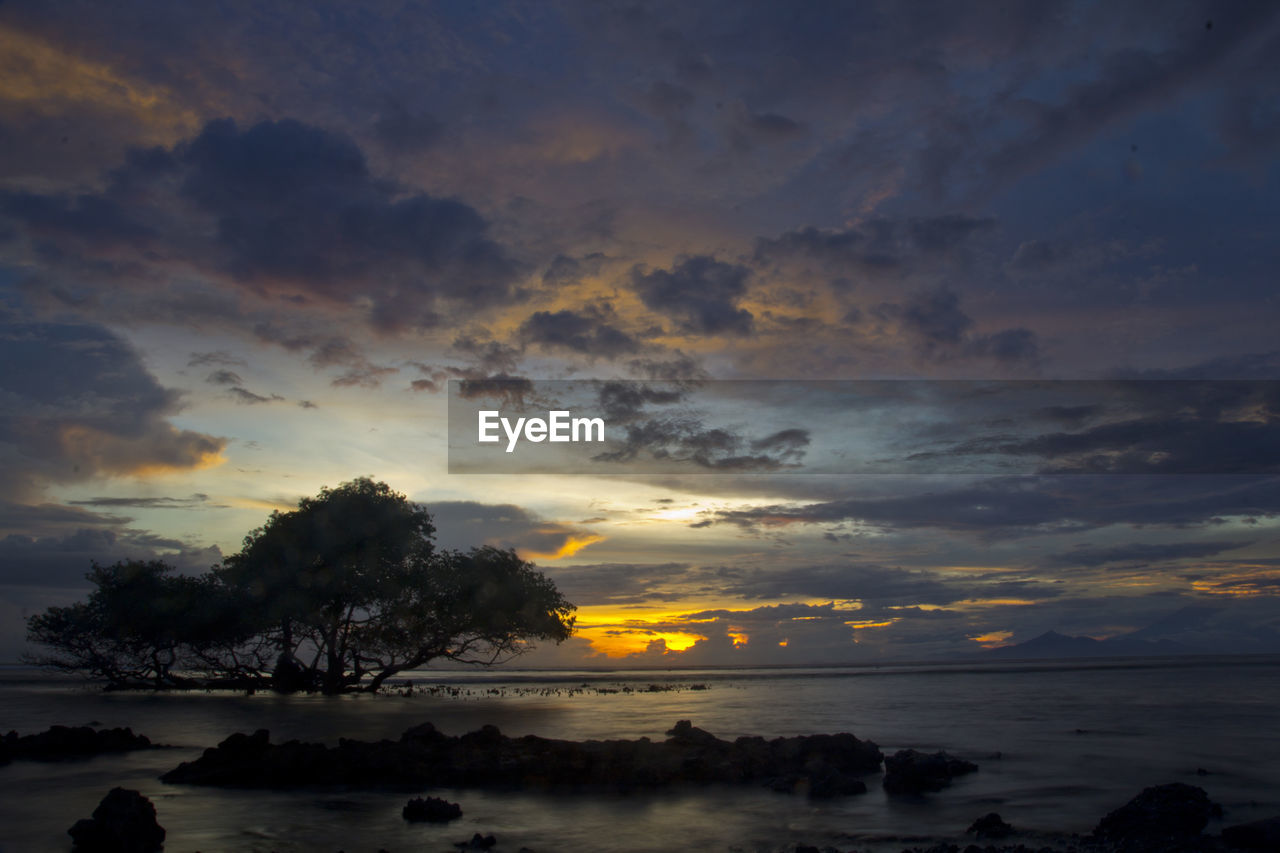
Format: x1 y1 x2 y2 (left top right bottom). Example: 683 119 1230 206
1 0 1278 664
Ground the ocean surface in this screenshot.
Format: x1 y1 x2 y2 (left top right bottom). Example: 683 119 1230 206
2 656 1278 852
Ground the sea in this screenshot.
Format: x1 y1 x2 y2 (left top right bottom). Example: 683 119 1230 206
1 656 1278 852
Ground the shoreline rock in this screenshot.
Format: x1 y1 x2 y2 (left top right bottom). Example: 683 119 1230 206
882 749 978 795
1 726 152 765
402 795 463 822
67 787 165 852
162 719 884 796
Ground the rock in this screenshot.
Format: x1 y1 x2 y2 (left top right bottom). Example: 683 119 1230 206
163 720 882 797
882 749 978 795
2 726 151 762
666 719 719 746
1094 783 1220 843
67 787 165 852
1222 815 1280 849
402 796 463 822
966 812 1013 839
457 832 497 849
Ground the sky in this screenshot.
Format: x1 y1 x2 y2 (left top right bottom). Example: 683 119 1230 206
1 0 1278 666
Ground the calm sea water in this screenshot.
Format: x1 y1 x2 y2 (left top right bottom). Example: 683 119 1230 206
1 657 1278 852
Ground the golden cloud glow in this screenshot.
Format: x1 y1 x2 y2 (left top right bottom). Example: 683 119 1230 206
1191 570 1280 597
518 532 605 561
649 505 705 522
0 25 198 142
968 630 1014 648
58 425 227 477
843 619 896 629
574 626 705 657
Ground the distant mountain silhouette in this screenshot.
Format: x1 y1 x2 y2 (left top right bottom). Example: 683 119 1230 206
985 629 1195 658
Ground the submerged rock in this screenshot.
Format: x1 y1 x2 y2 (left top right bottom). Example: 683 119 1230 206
1093 782 1220 844
403 795 463 822
457 832 497 849
882 749 978 795
967 811 1013 839
67 787 165 852
1221 815 1280 849
162 720 883 797
0 725 151 764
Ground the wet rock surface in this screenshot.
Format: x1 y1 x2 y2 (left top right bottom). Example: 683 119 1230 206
882 749 979 794
161 719 883 795
1221 815 1280 849
402 795 463 822
0 725 152 764
967 812 1014 839
1093 782 1221 845
67 787 165 852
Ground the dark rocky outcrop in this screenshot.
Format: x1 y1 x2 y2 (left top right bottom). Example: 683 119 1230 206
0 726 151 765
457 833 497 849
67 787 165 852
1093 783 1220 847
882 749 978 795
161 719 882 797
403 795 463 822
1221 815 1280 849
967 811 1013 839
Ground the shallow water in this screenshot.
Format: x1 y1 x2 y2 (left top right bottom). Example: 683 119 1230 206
2 657 1278 851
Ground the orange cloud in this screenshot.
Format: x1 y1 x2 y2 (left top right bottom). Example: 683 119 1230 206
0 25 198 142
575 625 705 657
58 424 227 478
518 532 605 561
968 630 1014 648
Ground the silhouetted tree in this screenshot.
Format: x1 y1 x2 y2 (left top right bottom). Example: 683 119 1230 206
215 478 574 693
27 478 576 693
25 560 260 689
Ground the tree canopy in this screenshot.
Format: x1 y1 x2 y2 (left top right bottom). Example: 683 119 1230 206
26 478 576 692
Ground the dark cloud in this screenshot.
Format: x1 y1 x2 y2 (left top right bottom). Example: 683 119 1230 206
187 351 245 368
909 383 1280 474
67 494 211 510
593 414 810 471
541 252 608 287
0 500 127 537
451 334 524 375
726 100 805 151
227 386 286 404
545 561 693 605
631 256 754 336
901 287 972 350
0 527 222 588
983 3 1280 188
754 214 995 271
1118 351 1280 380
968 327 1040 365
519 307 640 357
372 104 444 153
455 375 536 407
205 369 243 386
596 381 689 422
698 475 1280 539
626 351 708 381
0 118 523 335
722 563 969 605
877 287 1040 366
1047 540 1247 568
424 500 599 559
0 321 226 492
